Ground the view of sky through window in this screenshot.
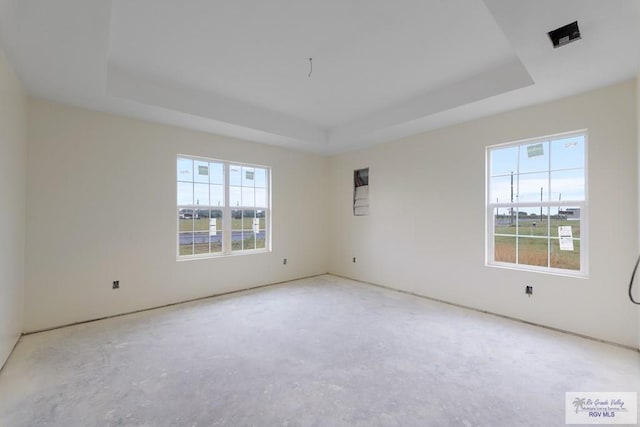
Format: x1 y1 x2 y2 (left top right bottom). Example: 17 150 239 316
490 135 585 204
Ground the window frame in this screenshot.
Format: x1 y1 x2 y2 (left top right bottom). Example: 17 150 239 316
485 130 588 277
177 154 271 260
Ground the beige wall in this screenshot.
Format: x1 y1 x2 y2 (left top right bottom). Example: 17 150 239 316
329 80 639 348
15 72 640 349
0 48 27 367
637 74 640 350
25 99 329 332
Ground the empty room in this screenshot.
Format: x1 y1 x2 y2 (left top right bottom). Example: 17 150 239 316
1 1 640 426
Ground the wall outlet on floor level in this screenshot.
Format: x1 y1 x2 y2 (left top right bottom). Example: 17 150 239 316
525 285 533 296
113 280 120 289
353 257 356 263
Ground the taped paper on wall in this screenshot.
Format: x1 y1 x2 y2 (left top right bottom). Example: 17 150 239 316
527 143 544 157
558 226 574 251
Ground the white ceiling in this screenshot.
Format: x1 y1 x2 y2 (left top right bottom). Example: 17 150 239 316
0 0 638 155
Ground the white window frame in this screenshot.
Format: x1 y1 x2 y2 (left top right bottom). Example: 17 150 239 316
486 130 588 277
177 154 271 259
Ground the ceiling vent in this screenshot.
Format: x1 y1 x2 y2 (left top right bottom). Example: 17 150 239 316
548 21 581 48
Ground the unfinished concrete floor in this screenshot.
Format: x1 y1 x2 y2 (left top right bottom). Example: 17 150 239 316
1 275 639 426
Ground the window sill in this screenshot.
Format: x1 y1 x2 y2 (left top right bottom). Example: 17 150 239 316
486 262 588 279
177 248 271 262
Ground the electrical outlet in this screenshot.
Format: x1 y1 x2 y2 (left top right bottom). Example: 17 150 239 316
113 280 120 289
525 285 533 296
353 257 356 263
283 258 287 265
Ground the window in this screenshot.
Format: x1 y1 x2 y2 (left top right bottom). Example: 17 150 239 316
177 155 270 258
354 168 369 216
487 131 587 276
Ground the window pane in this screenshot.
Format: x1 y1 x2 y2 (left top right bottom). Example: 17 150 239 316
231 209 243 251
178 211 194 232
519 141 549 174
178 208 193 255
256 210 266 249
194 160 209 183
194 183 209 206
210 184 224 207
551 135 585 171
254 168 266 188
551 170 584 202
177 182 193 205
230 186 241 207
208 210 223 253
242 209 256 250
255 188 267 208
229 209 265 252
192 232 210 254
229 165 242 186
517 206 548 237
550 238 580 270
517 237 548 267
242 187 255 207
177 157 193 182
550 207 581 238
244 234 256 251
210 162 224 185
179 232 194 256
490 175 514 204
518 172 548 203
494 236 516 263
494 208 516 235
490 146 518 176
192 211 206 231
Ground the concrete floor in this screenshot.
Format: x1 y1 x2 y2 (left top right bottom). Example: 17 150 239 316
1 275 638 427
